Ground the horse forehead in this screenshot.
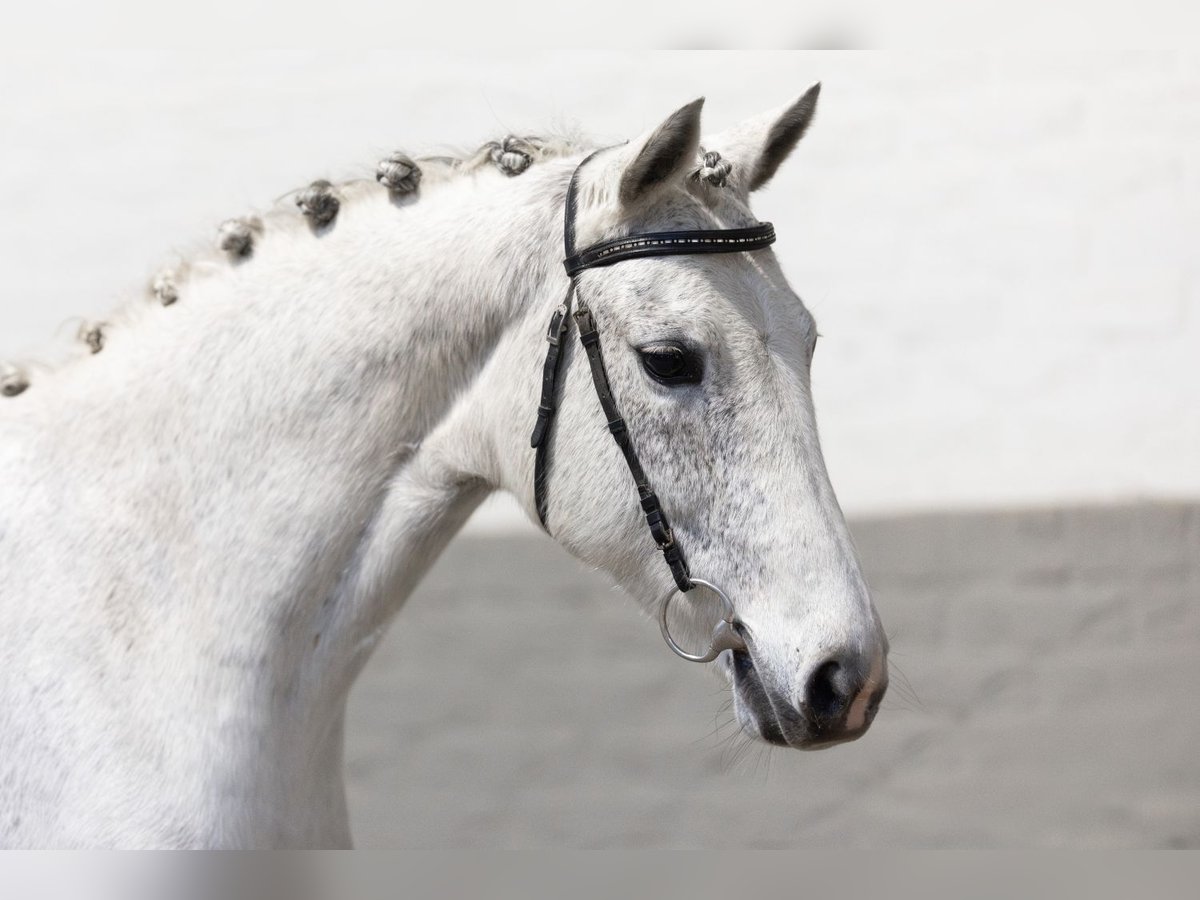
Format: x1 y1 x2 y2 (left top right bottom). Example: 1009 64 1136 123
595 190 810 340
628 254 810 345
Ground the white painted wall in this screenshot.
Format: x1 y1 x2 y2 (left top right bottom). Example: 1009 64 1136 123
1 52 1196 531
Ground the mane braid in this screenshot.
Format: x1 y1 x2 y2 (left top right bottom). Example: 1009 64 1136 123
0 130 591 396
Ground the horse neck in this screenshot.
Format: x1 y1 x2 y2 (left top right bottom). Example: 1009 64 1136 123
2 162 570 841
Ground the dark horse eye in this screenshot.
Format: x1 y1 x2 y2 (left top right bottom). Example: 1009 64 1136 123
639 342 703 386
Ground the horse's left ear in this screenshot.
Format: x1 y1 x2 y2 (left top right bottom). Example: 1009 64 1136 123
704 83 821 193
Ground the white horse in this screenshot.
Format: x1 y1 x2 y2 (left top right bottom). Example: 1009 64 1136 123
0 88 887 848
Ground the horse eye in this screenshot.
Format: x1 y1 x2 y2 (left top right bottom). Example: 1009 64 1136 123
639 343 703 386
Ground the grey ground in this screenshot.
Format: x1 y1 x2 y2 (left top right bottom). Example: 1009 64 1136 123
345 502 1200 848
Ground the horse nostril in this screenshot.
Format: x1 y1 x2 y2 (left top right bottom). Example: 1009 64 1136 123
804 659 856 724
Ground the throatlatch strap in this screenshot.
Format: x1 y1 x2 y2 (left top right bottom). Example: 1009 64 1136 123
531 285 575 528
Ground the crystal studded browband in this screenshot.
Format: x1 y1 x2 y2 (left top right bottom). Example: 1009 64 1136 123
563 223 776 277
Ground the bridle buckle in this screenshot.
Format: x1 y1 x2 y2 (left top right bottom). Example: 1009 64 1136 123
545 304 569 346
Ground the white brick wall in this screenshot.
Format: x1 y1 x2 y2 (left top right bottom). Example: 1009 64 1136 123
1 52 1195 526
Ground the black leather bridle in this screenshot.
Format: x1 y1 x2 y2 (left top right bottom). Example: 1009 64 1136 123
530 150 776 663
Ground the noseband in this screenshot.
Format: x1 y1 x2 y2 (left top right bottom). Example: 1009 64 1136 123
530 150 776 663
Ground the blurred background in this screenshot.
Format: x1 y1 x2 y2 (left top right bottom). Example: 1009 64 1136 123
1 51 1196 847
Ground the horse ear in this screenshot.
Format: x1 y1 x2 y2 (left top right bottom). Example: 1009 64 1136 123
617 97 705 207
704 83 821 193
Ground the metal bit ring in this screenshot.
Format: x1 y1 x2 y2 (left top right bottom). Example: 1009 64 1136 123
659 577 747 663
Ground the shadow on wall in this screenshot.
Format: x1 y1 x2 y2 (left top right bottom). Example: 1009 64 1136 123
345 500 1200 848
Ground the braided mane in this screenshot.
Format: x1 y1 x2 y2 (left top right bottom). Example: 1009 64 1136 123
0 132 591 399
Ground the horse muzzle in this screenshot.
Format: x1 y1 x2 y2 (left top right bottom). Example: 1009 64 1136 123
728 639 888 750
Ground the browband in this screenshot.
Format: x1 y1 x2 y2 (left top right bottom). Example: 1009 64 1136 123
532 152 776 595
564 223 776 277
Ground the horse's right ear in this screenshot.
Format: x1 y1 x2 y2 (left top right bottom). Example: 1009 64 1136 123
616 98 705 207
